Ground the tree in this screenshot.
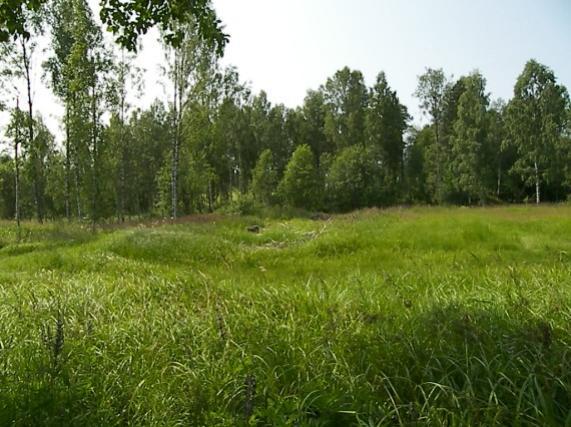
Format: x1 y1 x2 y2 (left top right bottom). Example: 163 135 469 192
299 89 330 165
40 126 66 216
4 100 26 231
87 47 113 229
487 99 522 200
250 149 277 205
0 2 46 222
505 60 570 204
326 145 383 211
404 127 431 203
323 67 368 150
129 102 170 214
44 0 108 224
60 0 110 227
163 16 217 218
278 145 321 210
262 104 291 175
248 91 291 176
562 109 571 193
210 71 252 200
366 71 410 201
107 49 143 221
100 0 227 52
414 68 451 202
0 154 17 219
44 0 75 220
450 72 491 204
1 0 227 53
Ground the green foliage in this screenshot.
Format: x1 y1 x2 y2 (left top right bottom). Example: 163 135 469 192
209 78 254 198
130 102 171 214
3 2 571 222
366 72 410 201
414 68 450 135
414 68 453 202
2 0 571 220
326 145 383 211
0 155 16 218
450 72 491 203
505 59 570 203
1 0 227 53
278 144 322 210
249 92 291 176
404 127 430 203
250 149 278 205
298 89 330 163
323 67 368 149
154 159 172 217
220 192 259 216
0 0 44 42
100 0 227 53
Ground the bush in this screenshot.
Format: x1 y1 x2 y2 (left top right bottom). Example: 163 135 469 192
250 149 278 205
220 193 260 216
325 145 383 211
278 145 322 210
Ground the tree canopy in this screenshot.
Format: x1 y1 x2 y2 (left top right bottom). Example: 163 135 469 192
0 0 228 52
0 0 570 224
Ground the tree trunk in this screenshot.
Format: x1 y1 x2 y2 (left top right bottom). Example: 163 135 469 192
496 163 501 198
434 117 442 203
90 67 99 232
172 128 179 219
119 152 126 222
119 134 126 223
65 107 71 221
70 95 82 220
228 161 233 199
534 158 540 204
400 152 405 198
118 50 127 223
22 39 43 223
75 163 82 219
208 179 213 212
171 55 179 220
238 149 243 193
14 98 21 236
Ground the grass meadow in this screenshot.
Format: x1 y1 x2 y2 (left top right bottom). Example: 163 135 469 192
0 206 570 426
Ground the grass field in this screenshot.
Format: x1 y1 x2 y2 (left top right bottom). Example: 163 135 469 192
0 206 570 426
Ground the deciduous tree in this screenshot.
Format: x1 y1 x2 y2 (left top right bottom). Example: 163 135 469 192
278 144 321 210
506 60 569 204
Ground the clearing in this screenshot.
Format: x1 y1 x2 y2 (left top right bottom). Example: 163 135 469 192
0 206 570 425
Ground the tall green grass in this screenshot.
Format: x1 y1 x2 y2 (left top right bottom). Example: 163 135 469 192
0 206 570 425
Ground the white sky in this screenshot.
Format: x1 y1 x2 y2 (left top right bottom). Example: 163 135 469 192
1 0 570 147
213 0 571 119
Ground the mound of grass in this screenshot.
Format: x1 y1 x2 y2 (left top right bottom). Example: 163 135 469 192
0 206 570 425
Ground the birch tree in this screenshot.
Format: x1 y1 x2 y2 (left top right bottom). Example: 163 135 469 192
107 49 142 222
0 5 46 222
506 60 569 204
162 17 217 219
414 68 451 202
451 72 490 204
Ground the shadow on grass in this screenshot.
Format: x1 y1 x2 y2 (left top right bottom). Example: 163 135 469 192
0 304 568 426
0 225 97 258
342 304 570 425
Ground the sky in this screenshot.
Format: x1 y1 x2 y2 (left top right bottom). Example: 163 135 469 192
211 0 571 122
2 0 571 145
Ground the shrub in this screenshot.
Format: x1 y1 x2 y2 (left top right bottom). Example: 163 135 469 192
278 145 322 210
250 149 278 205
325 145 383 211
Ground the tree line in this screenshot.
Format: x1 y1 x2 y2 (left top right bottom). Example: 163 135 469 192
0 0 570 224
